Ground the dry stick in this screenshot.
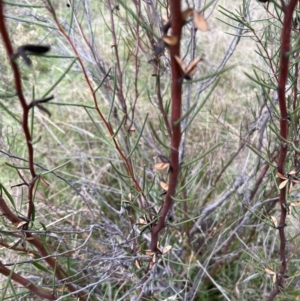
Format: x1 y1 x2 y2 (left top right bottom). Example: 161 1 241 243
196 260 231 301
180 175 191 244
150 0 182 252
0 197 87 301
142 2 172 135
197 24 244 96
269 1 298 299
189 177 246 236
0 0 36 221
0 261 56 300
249 159 272 200
0 240 39 256
70 7 110 90
75 2 137 188
0 3 86 299
128 0 141 132
200 147 278 284
213 142 245 186
156 65 172 136
44 3 150 210
179 21 197 164
185 234 223 301
203 195 279 288
107 0 127 115
198 106 274 245
251 29 279 84
207 156 276 283
0 149 94 219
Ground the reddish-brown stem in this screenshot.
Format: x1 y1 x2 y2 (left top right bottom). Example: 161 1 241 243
0 3 35 177
251 29 278 84
292 2 300 167
0 261 56 300
269 1 298 299
213 142 245 186
0 0 36 220
150 0 183 252
249 161 271 200
44 2 150 210
27 178 37 220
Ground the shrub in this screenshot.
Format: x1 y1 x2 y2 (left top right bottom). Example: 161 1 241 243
0 0 299 300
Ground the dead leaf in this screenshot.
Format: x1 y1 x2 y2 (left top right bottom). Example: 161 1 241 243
139 218 147 225
145 250 157 263
193 11 208 31
279 179 289 189
162 35 178 46
174 55 201 78
154 162 170 171
186 57 202 76
181 8 194 21
40 176 49 187
174 55 186 72
277 172 287 179
16 221 27 228
160 181 169 191
273 274 277 283
162 245 172 254
135 260 141 269
186 57 202 74
288 169 297 175
290 201 300 206
152 253 156 263
270 216 278 228
149 261 154 270
155 205 162 214
265 268 275 275
145 250 155 256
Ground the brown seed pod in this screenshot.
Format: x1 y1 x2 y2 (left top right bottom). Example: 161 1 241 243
15 44 51 66
19 44 51 54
